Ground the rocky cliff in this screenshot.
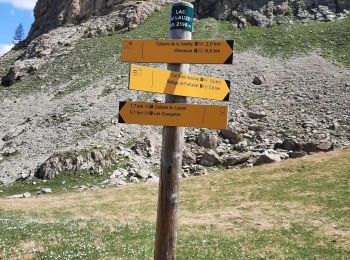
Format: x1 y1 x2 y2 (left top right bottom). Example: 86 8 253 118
194 0 350 27
27 0 350 43
27 0 166 42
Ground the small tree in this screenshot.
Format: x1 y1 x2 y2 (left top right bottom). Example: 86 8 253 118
13 24 24 43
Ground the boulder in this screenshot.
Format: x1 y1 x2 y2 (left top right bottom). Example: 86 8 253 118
233 139 248 151
35 147 118 180
288 151 306 159
185 164 208 176
182 149 197 165
108 177 126 187
132 137 156 157
131 167 149 180
191 164 208 176
252 75 266 85
37 188 52 195
220 124 241 144
254 150 281 166
300 140 334 153
199 150 222 167
130 176 139 183
248 123 263 132
1 147 18 157
1 64 25 87
248 111 267 119
196 131 219 149
1 61 40 87
223 153 251 166
279 139 301 151
316 141 334 152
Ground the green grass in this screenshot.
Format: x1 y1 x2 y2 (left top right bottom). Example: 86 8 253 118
0 148 349 259
1 218 346 259
0 218 155 259
249 156 350 224
194 15 350 66
229 16 350 66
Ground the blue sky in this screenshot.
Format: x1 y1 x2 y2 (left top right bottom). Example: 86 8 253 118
0 0 36 56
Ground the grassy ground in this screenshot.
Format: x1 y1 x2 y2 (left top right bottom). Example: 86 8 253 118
0 148 349 259
1 6 349 97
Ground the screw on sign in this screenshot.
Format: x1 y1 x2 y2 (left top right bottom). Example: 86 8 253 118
118 2 234 259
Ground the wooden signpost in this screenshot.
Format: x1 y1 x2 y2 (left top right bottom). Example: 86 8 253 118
129 64 231 101
121 39 234 64
119 2 234 259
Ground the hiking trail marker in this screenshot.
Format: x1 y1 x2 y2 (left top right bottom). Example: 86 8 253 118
118 101 228 129
121 39 234 64
119 2 234 259
129 64 231 101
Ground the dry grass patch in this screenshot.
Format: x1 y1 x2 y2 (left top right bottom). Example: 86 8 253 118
17 241 45 256
0 184 159 222
180 201 323 231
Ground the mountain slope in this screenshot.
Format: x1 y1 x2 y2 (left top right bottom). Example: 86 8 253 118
0 5 350 185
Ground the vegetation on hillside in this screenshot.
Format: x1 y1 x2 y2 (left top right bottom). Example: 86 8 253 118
0 5 349 96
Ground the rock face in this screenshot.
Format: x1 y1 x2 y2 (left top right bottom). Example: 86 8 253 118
194 0 350 26
27 0 165 43
2 0 165 87
35 147 118 179
26 0 350 44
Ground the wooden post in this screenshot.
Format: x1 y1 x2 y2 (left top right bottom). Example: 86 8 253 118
154 2 194 259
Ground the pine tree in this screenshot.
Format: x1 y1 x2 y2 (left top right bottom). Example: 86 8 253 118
13 24 24 43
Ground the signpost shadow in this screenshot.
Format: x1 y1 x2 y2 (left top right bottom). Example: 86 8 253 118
164 71 181 96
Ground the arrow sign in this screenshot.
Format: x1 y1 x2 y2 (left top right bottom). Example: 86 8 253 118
129 65 231 101
118 101 228 129
121 40 234 64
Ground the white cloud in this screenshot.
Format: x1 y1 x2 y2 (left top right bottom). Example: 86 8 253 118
0 0 37 10
0 44 14 56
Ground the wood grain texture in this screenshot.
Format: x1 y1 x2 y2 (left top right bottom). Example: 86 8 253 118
154 2 193 259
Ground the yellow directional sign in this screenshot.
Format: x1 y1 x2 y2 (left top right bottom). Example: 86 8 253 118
118 101 228 129
121 40 234 64
129 65 231 101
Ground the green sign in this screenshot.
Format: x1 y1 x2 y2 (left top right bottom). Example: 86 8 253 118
170 5 194 32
